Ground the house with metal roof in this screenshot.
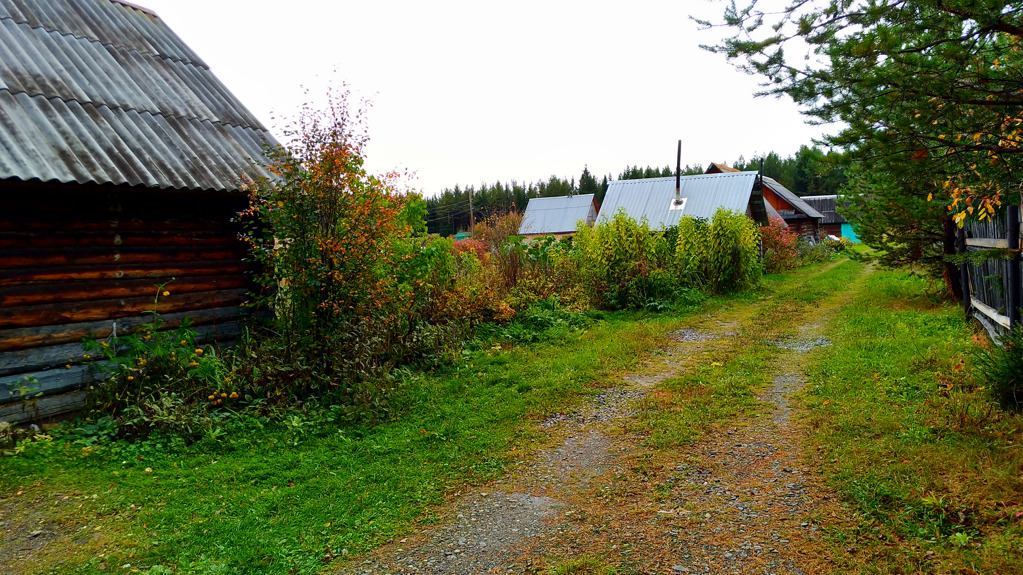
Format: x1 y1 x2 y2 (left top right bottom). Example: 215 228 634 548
704 164 823 238
0 0 278 421
596 172 772 230
518 194 599 239
761 177 824 239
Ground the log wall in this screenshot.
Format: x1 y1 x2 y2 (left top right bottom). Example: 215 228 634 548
0 180 253 422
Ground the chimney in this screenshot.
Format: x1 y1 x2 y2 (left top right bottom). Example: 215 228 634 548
675 139 681 202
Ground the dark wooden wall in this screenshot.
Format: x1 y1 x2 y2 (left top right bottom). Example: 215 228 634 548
821 223 842 237
0 180 253 421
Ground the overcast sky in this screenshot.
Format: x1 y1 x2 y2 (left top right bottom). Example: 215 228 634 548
139 0 829 196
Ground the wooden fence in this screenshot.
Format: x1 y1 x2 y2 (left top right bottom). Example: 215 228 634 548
957 205 1022 340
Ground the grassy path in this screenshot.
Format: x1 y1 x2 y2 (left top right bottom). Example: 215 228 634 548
502 259 870 574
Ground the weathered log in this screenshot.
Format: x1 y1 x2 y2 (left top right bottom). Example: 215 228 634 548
0 305 247 351
0 261 250 285
0 320 243 377
0 288 248 329
0 247 245 269
0 390 88 423
0 275 248 306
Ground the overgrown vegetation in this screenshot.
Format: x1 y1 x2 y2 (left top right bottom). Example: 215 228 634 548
804 270 1023 573
0 303 687 574
34 87 801 442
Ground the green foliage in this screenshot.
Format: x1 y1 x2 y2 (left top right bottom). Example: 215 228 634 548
676 208 763 292
805 269 1023 571
974 325 1023 412
794 236 837 266
2 301 675 574
573 210 668 309
83 286 231 438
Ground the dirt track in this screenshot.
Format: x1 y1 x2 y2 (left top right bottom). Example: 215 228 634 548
334 265 865 574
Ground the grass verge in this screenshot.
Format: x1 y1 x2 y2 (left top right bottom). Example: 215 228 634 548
802 269 1023 574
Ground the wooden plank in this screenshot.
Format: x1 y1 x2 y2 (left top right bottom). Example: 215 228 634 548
0 232 243 250
972 297 1011 329
0 274 249 306
0 364 93 402
0 247 245 269
0 391 88 423
965 237 1011 249
0 321 243 377
0 341 91 376
0 288 248 329
0 305 247 351
0 261 249 285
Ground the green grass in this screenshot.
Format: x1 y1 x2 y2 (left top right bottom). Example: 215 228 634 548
631 258 868 449
0 309 688 574
802 269 1023 573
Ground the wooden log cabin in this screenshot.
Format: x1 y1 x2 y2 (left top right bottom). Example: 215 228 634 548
0 0 277 422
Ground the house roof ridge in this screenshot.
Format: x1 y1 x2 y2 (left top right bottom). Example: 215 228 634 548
108 0 157 18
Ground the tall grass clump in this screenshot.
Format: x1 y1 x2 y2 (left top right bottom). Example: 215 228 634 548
974 325 1023 411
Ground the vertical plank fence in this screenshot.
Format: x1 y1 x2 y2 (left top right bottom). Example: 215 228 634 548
958 205 1023 340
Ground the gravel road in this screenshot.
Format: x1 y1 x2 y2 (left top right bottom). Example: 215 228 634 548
334 324 845 575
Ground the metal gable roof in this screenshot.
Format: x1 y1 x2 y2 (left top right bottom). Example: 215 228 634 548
597 172 760 230
0 0 276 192
518 194 597 235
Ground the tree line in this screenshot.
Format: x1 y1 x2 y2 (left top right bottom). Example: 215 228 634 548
425 145 846 236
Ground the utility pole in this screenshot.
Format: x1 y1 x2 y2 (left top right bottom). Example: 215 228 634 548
468 189 475 232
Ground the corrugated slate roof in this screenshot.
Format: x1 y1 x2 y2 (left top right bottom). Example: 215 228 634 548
518 194 597 235
802 195 847 224
762 177 824 220
597 172 760 230
0 0 276 192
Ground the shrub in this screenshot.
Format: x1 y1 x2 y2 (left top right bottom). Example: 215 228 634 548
796 236 837 265
452 238 489 262
430 250 515 327
676 209 762 293
706 208 763 292
473 212 523 251
974 325 1023 411
673 216 710 285
240 87 422 410
760 216 800 273
573 210 668 309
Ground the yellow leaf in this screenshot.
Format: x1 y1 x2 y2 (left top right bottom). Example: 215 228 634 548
927 193 933 202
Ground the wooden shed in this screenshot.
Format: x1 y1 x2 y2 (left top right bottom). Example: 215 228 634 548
0 0 277 421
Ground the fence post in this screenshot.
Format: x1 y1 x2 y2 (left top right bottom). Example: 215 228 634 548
1008 205 1021 328
958 226 971 319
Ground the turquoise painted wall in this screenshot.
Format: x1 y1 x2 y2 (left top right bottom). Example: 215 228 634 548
841 222 859 243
